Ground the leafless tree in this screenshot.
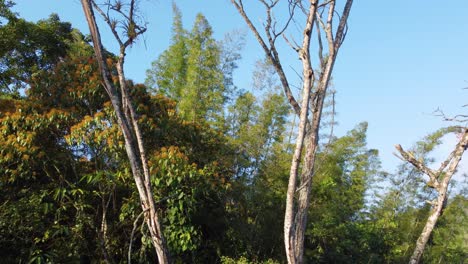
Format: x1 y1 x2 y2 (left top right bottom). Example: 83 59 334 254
230 0 353 263
80 0 170 262
395 127 468 264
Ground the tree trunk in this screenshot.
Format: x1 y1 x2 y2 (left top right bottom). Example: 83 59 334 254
408 188 447 264
80 1 170 262
231 1 353 263
398 128 468 264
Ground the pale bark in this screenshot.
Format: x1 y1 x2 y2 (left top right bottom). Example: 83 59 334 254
284 2 318 263
396 128 468 264
231 1 353 263
80 1 170 262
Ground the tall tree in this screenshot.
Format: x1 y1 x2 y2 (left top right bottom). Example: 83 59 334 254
80 1 170 262
146 8 236 129
181 13 224 124
231 1 354 262
145 3 187 99
395 127 468 264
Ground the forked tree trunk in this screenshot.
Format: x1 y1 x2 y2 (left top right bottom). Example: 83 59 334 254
80 0 170 262
397 128 468 264
231 1 353 263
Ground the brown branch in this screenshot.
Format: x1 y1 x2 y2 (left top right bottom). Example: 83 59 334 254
395 144 439 189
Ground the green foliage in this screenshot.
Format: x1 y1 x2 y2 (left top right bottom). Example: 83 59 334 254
220 256 280 264
145 3 187 99
424 195 468 263
181 13 224 124
0 0 15 24
304 122 381 263
146 6 241 129
0 12 73 93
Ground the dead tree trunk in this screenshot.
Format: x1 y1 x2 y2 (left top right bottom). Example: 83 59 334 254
231 1 353 263
396 128 468 264
80 0 170 262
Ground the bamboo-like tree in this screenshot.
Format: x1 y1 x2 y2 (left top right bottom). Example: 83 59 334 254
395 127 468 264
80 0 170 262
231 1 353 263
146 7 228 129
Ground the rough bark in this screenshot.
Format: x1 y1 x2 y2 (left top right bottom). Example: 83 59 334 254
396 128 468 264
231 1 353 263
284 2 318 263
80 1 170 262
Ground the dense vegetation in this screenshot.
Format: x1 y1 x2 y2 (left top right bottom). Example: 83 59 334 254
0 2 466 263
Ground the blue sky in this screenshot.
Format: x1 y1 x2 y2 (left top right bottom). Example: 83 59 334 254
12 0 468 174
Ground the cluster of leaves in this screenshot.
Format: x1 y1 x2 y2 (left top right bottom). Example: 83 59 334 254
0 10 73 93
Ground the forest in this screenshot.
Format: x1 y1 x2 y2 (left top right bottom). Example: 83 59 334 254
0 0 467 263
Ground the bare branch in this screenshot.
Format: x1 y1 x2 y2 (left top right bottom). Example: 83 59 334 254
128 210 145 264
334 0 353 51
231 0 302 117
315 18 324 68
440 129 468 179
317 0 333 9
273 0 296 42
325 0 335 56
93 0 147 50
283 34 300 52
92 1 124 47
433 107 468 123
395 144 439 189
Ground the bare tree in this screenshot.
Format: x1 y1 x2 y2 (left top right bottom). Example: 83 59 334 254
395 127 468 264
80 0 170 262
230 0 353 263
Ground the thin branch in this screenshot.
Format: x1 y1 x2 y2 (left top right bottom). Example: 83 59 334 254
92 1 124 47
317 0 333 9
283 34 300 52
273 0 296 42
127 193 177 263
433 108 468 123
231 0 302 117
128 210 145 264
289 65 303 83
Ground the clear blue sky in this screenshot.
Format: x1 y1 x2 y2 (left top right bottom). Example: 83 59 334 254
12 0 468 174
